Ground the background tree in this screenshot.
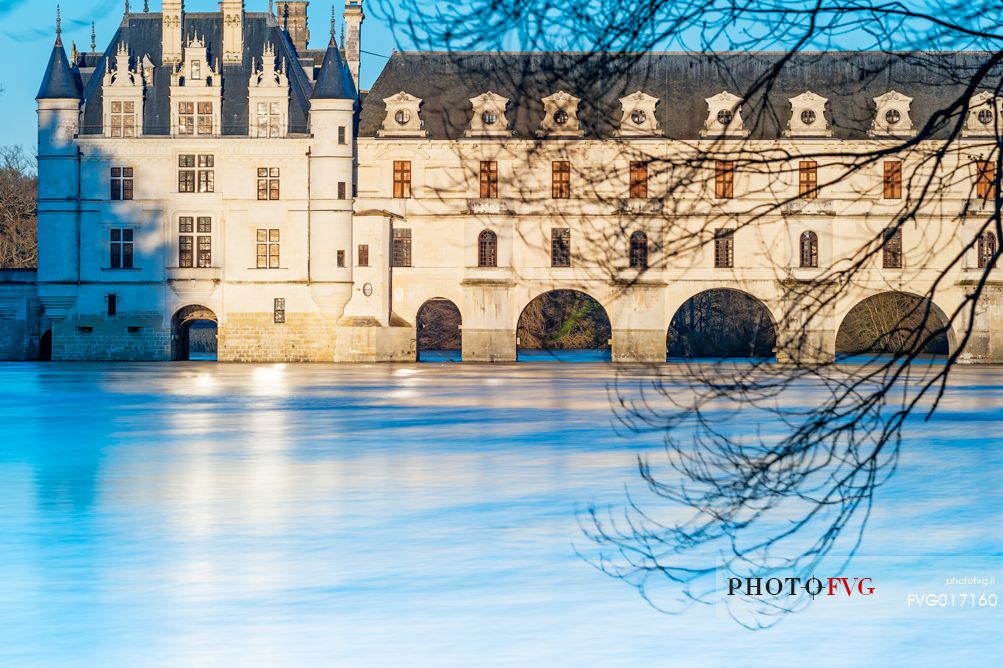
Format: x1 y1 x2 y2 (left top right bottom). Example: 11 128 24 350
0 145 37 269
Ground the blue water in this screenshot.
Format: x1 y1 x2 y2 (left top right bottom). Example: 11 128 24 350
0 362 1001 667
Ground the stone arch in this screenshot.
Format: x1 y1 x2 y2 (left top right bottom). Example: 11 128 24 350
172 305 218 361
38 329 52 361
517 289 612 362
667 288 778 358
416 298 462 362
835 291 953 356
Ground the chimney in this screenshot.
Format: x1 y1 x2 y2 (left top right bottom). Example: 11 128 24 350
278 1 310 52
343 0 363 90
162 0 183 64
220 0 244 64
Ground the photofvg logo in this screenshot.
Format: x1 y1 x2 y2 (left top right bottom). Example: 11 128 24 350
727 576 875 598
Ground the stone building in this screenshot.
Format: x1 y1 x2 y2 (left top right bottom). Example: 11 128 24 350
3 0 1002 362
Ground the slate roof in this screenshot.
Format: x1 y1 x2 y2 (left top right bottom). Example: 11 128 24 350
312 39 357 100
37 37 83 100
72 12 351 136
359 51 1003 140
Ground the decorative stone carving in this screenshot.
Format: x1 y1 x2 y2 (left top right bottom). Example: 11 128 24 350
870 90 915 137
701 91 748 137
537 91 585 137
785 91 832 137
168 35 223 137
102 42 145 138
617 91 661 137
379 91 426 138
465 91 511 137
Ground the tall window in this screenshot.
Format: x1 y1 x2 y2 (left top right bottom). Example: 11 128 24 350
977 160 997 200
109 229 134 269
478 230 497 267
179 154 214 193
714 229 734 268
358 244 369 267
978 231 997 269
338 182 347 199
393 161 412 198
337 250 346 267
392 228 412 267
480 161 498 198
111 167 134 201
629 162 648 199
257 167 280 200
883 228 903 269
255 102 281 138
179 216 212 268
800 231 819 268
552 161 571 199
178 102 195 135
629 231 648 269
197 102 213 135
110 101 136 138
715 161 735 199
883 160 903 199
551 228 571 267
799 160 818 199
338 126 347 144
256 229 280 268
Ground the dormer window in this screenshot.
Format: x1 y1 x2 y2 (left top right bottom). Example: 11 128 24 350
870 91 915 137
617 91 660 137
102 41 146 139
786 92 832 137
466 91 511 137
701 92 748 137
963 92 1000 137
170 36 222 138
537 91 584 137
248 43 289 139
380 92 426 137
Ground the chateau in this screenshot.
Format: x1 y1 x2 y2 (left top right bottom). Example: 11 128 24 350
2 0 1003 362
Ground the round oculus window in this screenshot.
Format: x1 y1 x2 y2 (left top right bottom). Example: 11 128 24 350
884 109 902 126
481 111 497 126
553 109 569 125
630 110 647 125
716 109 733 126
978 108 994 125
800 109 817 126
394 109 411 126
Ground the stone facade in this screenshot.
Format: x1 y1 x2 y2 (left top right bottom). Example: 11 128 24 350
10 2 1003 364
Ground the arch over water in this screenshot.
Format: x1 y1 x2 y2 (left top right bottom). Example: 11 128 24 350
836 292 951 357
667 289 777 359
416 298 462 362
38 329 52 361
517 289 612 362
172 305 218 361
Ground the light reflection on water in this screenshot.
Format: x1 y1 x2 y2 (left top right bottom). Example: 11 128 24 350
0 362 1001 667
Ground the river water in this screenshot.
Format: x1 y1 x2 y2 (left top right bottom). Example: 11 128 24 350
0 361 1000 667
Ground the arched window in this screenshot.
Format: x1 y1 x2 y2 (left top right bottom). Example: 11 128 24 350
978 231 997 269
478 230 497 267
629 231 648 269
799 230 819 268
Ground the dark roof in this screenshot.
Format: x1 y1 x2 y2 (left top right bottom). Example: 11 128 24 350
359 51 1003 140
37 38 83 100
79 12 320 136
311 39 356 100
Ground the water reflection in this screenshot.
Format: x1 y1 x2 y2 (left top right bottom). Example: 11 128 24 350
0 362 999 666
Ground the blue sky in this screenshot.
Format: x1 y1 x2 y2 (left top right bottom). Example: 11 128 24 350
0 0 406 150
